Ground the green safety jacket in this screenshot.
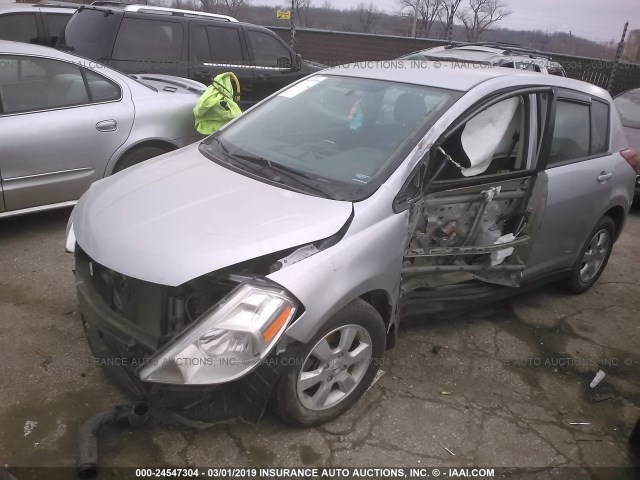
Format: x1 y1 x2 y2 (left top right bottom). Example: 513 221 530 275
193 72 242 135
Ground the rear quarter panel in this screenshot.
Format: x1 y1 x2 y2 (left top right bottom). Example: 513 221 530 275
104 90 203 175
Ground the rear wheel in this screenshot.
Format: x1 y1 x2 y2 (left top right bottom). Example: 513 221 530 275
564 216 615 294
112 145 171 173
273 299 386 427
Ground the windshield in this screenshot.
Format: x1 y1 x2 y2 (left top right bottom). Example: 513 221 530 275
57 8 120 59
201 75 458 201
614 90 640 129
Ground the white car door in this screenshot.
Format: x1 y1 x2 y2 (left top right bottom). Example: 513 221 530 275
0 54 134 212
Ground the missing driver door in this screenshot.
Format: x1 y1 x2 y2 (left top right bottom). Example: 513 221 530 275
401 88 555 293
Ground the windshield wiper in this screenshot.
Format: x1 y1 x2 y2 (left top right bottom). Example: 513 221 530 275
229 152 339 200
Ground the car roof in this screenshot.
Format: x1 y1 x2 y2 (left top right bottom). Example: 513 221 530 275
0 2 76 13
413 45 563 69
0 38 75 56
74 4 241 24
322 60 607 98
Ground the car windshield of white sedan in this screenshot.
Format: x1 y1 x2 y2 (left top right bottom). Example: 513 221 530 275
204 75 458 200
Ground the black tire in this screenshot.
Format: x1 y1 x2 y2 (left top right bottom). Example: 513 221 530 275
564 216 615 294
273 299 386 427
112 145 171 174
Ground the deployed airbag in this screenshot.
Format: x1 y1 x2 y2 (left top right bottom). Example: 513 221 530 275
460 97 520 176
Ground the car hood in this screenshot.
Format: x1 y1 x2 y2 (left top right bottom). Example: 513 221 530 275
73 145 353 286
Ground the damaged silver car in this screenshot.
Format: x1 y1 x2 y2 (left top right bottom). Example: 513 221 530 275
66 62 638 427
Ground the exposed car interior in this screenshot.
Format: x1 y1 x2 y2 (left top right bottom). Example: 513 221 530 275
402 94 542 291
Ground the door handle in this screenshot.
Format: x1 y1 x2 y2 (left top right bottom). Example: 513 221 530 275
597 171 613 183
257 73 271 80
194 70 210 78
96 119 117 132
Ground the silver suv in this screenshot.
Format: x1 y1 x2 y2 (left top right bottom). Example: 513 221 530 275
66 62 637 427
401 42 567 76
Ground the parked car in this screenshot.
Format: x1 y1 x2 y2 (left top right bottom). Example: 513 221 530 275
400 42 567 76
66 62 637 427
0 40 205 218
0 2 75 46
57 4 323 109
613 88 640 198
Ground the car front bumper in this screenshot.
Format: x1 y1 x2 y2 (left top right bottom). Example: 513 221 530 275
75 254 281 426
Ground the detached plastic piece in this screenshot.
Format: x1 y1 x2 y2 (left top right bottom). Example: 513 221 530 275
590 369 606 388
490 233 515 266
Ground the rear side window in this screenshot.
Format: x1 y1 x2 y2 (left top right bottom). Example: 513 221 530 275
0 55 90 114
113 18 183 61
0 13 39 43
549 100 590 164
58 9 120 59
591 100 609 155
45 13 71 46
207 26 244 65
549 99 610 165
83 69 120 102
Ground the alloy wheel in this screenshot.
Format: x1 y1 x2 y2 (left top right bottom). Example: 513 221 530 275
296 324 373 411
579 229 610 283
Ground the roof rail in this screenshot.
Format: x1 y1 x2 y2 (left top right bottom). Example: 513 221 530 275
35 0 81 8
123 5 238 22
444 42 551 60
91 1 134 6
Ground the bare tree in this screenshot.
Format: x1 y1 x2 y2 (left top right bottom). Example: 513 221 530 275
399 0 441 38
437 0 462 40
315 0 333 28
293 0 313 27
356 2 379 33
200 0 247 17
457 0 512 42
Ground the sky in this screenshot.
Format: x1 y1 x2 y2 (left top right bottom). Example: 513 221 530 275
256 0 639 43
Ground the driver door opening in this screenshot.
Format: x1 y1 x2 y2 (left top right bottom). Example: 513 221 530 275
400 90 553 307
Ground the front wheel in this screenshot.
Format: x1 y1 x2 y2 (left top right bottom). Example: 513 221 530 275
564 216 615 294
273 299 386 427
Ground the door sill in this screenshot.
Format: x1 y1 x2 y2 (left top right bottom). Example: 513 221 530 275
0 200 77 219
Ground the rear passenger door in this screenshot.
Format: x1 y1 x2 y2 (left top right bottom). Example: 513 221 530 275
523 91 614 280
0 55 134 212
188 21 254 108
110 17 188 78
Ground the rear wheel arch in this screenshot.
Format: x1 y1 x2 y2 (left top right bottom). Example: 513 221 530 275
110 140 178 174
604 205 625 242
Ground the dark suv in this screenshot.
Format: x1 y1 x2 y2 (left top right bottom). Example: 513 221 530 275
58 5 322 107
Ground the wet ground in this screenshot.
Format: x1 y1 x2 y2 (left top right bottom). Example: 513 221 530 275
0 206 639 476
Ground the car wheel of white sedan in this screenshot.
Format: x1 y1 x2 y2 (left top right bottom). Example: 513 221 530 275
273 299 386 427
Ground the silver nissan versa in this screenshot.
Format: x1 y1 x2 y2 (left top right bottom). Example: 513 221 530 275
66 62 638 427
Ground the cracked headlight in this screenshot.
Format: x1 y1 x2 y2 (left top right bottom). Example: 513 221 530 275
137 282 297 385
